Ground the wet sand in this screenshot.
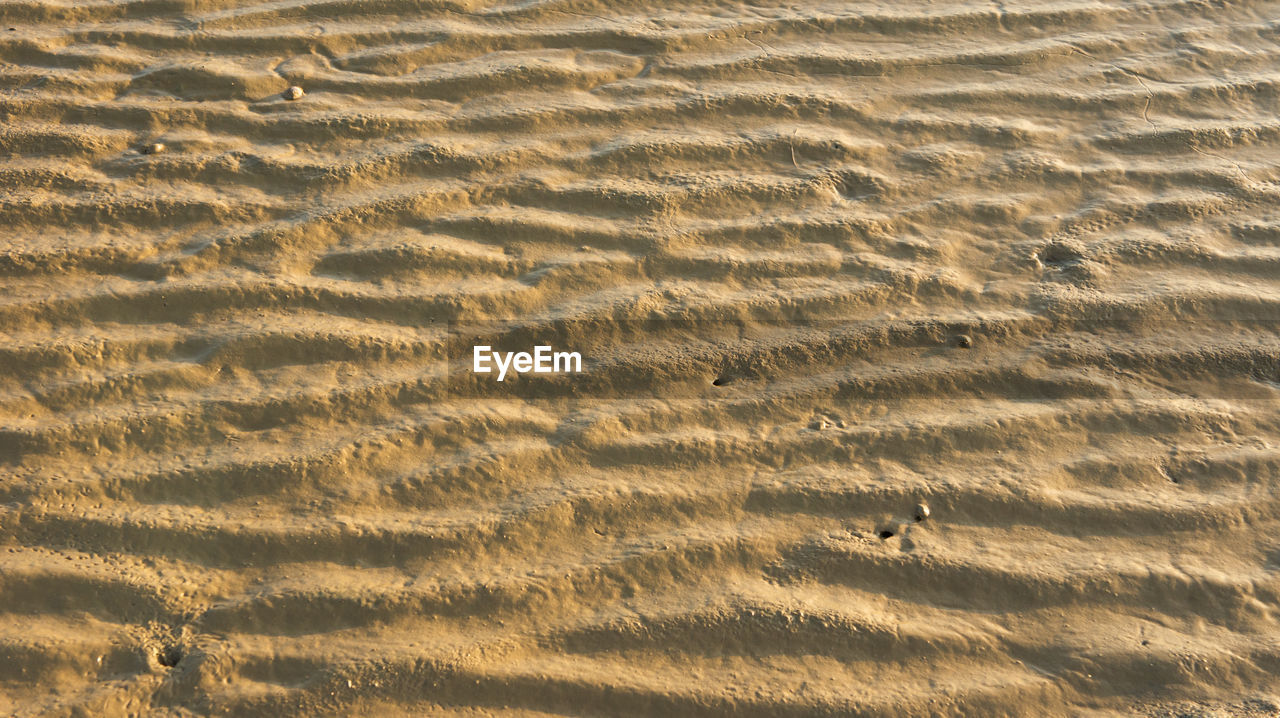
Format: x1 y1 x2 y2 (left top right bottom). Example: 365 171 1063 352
2 0 1280 715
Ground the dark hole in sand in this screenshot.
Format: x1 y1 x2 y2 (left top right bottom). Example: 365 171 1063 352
712 377 728 386
158 645 183 668
878 530 894 540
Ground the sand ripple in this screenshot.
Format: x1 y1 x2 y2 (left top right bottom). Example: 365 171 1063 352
2 0 1280 715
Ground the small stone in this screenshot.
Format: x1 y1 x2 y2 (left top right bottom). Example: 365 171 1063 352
955 334 972 349
284 85 305 100
142 142 165 155
914 503 931 521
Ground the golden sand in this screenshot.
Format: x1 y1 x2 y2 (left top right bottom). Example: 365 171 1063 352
2 0 1280 715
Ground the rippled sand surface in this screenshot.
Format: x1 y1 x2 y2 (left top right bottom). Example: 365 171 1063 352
3 1 1280 715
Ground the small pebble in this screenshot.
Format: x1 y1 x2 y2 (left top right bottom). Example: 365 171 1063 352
284 85 305 100
955 334 972 349
142 142 165 155
914 503 931 521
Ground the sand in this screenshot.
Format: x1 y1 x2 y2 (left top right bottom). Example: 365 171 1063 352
2 0 1280 715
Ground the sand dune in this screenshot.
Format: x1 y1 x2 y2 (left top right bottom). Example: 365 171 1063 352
2 0 1280 715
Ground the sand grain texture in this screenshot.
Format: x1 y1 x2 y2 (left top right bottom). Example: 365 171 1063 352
2 0 1280 715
